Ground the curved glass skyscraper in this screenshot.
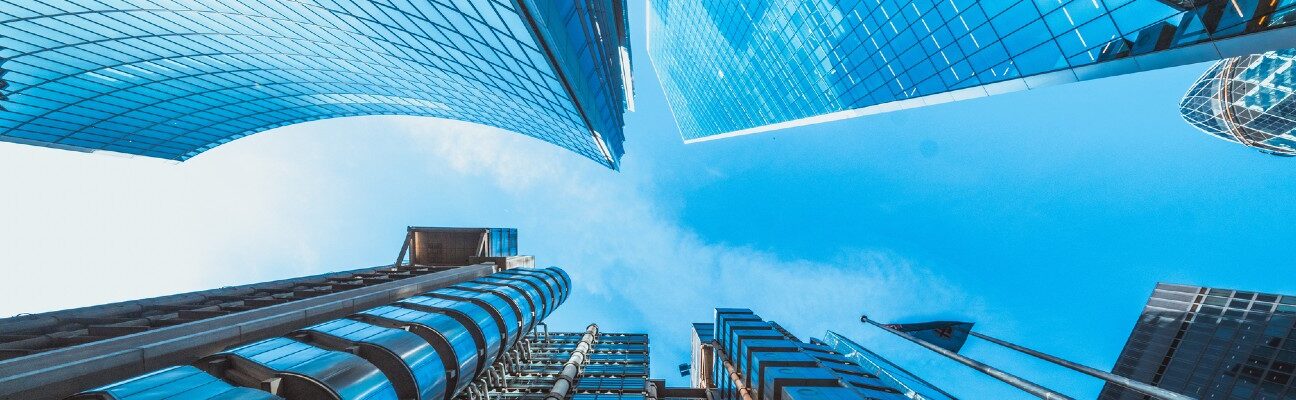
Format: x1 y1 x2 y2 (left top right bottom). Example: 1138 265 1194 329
647 0 1296 142
1181 48 1296 156
0 1 632 168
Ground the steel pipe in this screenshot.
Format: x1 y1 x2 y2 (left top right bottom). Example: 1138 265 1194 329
861 315 1074 400
545 324 598 400
708 342 756 400
968 331 1193 400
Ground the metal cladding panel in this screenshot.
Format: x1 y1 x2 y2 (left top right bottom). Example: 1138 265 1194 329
498 267 569 311
461 280 539 333
450 282 530 340
738 339 802 386
759 367 842 400
545 268 573 302
66 365 281 400
216 337 399 400
748 352 821 396
400 295 503 366
431 287 522 346
484 274 555 318
722 322 776 362
355 305 478 395
299 319 448 400
476 275 546 319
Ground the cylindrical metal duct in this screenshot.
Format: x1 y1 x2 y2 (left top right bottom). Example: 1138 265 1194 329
68 267 572 400
545 324 599 400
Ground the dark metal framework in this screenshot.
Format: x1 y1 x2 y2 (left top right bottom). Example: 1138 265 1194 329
0 264 501 399
0 264 462 360
477 330 652 400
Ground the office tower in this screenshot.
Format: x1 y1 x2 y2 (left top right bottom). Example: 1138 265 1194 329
493 326 654 400
1100 283 1296 400
0 1 633 168
689 308 952 400
0 227 569 399
647 0 1296 142
1180 48 1296 156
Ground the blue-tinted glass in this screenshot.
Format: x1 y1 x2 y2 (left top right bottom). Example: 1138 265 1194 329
0 0 631 168
647 0 1296 141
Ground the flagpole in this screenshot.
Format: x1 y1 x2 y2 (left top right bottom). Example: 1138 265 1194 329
967 331 1193 400
860 315 1074 400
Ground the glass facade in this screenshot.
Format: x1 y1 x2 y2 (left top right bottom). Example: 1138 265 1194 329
1181 48 1296 156
691 308 933 400
821 331 954 400
1100 283 1296 400
647 0 1296 142
0 0 631 168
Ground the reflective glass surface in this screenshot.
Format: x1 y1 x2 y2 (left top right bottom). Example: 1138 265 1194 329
0 1 630 167
647 0 1296 141
1101 284 1296 400
1181 48 1296 156
70 365 281 400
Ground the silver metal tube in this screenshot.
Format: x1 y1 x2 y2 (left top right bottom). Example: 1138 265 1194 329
861 316 1074 400
968 331 1193 400
708 342 756 400
545 324 598 400
645 380 659 400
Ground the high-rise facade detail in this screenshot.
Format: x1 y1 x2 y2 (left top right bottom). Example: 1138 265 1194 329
1100 283 1296 400
689 308 951 400
0 1 632 168
1181 48 1296 156
0 227 559 399
647 0 1296 142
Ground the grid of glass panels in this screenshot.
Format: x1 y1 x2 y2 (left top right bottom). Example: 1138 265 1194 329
647 0 1296 141
1100 283 1296 400
0 0 629 167
1181 48 1296 156
707 309 909 400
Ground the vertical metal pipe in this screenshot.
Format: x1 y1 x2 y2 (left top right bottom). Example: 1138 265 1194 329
861 316 1074 400
967 331 1193 400
708 342 756 400
545 324 598 400
644 380 659 400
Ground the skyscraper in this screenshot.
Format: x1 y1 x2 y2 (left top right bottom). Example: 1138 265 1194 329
0 224 959 400
0 1 633 168
1100 283 1296 400
1180 48 1296 156
0 227 566 399
689 308 952 400
647 0 1296 142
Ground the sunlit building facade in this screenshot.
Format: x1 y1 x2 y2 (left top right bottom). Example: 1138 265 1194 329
1100 283 1296 400
0 1 632 168
647 0 1296 142
1181 48 1296 156
689 308 953 400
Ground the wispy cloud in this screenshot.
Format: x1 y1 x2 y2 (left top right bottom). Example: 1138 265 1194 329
0 116 990 393
397 118 984 384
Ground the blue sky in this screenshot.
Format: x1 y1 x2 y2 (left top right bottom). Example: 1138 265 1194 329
3 2 1296 399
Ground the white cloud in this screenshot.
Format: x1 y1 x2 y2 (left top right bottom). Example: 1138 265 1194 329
395 118 985 387
0 116 993 395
